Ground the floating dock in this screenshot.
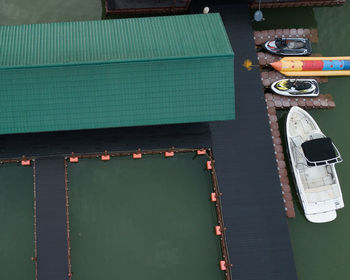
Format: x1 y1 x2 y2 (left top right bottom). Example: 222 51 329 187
105 0 190 15
254 28 330 85
257 52 324 67
260 71 328 87
265 93 335 109
257 52 281 67
254 28 319 46
264 93 336 218
35 157 69 280
249 0 345 9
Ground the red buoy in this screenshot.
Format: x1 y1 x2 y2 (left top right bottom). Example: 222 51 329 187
215 226 222 236
69 157 78 163
21 160 31 166
165 151 174 157
206 161 212 170
197 149 206 155
210 192 217 202
220 260 227 271
101 155 110 161
133 153 142 159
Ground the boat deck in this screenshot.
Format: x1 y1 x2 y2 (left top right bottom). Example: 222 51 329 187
191 1 297 279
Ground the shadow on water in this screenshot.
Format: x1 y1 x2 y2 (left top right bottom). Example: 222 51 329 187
251 7 318 30
277 110 305 215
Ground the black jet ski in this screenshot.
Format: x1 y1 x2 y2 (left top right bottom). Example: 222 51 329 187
264 38 312 56
271 79 319 97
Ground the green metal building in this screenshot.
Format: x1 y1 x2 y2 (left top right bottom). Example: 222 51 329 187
0 14 234 135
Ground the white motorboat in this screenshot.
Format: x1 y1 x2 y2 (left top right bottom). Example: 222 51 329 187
286 106 344 223
271 79 319 97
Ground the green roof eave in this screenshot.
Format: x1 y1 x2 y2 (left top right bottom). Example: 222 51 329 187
0 52 234 70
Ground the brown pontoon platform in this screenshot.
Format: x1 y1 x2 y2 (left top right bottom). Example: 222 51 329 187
105 0 191 15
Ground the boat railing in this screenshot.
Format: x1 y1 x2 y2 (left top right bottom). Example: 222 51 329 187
305 141 343 167
305 152 342 167
292 137 343 167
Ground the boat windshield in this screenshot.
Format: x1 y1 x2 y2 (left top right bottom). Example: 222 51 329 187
301 137 342 166
275 38 286 48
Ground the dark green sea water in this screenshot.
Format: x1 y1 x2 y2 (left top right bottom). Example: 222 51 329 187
67 153 224 280
0 0 101 25
0 164 35 280
254 3 350 279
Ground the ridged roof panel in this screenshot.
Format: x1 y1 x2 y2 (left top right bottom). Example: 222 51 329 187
0 14 233 68
0 56 235 134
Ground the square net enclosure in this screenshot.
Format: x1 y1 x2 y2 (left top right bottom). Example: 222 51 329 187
0 163 35 280
66 150 230 280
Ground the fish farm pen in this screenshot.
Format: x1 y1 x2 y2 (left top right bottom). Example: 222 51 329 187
0 149 231 280
0 163 36 280
65 149 231 280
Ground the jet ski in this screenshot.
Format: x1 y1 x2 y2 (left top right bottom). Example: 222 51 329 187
271 79 319 97
264 38 312 56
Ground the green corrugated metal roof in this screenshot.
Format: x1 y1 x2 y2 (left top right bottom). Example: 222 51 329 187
0 14 232 68
0 14 235 135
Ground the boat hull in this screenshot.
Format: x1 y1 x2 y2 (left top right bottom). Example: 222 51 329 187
306 211 337 223
264 38 312 56
286 106 344 223
271 79 319 97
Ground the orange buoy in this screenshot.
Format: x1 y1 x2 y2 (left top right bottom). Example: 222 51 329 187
133 153 142 159
69 157 79 163
21 160 31 166
210 192 217 202
215 226 222 236
206 161 212 170
101 155 110 161
220 260 227 271
165 151 174 157
197 149 206 155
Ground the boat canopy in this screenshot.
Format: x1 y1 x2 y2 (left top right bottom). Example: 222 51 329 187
301 137 342 166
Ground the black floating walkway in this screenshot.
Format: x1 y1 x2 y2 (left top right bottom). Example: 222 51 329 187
35 157 68 280
191 1 298 280
0 122 211 159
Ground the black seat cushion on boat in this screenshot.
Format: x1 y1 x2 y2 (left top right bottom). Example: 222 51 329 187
294 81 312 90
275 38 285 48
